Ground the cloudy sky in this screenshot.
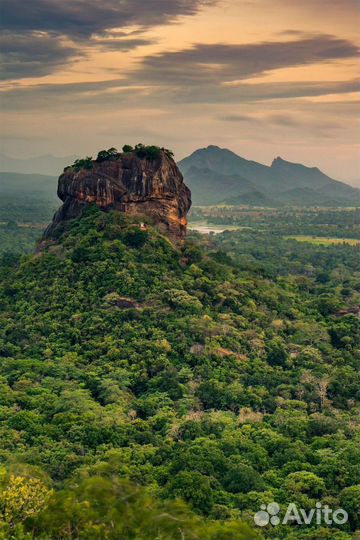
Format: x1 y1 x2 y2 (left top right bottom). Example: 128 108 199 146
0 0 359 182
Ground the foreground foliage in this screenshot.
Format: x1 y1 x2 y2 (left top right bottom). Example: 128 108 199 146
0 206 359 539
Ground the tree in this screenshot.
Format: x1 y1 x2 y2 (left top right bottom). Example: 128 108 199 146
223 462 264 494
317 377 330 411
122 144 133 153
123 227 148 247
70 156 93 171
0 473 52 534
266 338 288 367
162 147 174 158
165 471 214 514
96 147 118 162
339 485 360 529
164 289 203 313
284 471 325 498
134 144 161 160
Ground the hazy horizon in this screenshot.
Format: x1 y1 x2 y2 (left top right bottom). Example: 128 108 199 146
0 144 358 188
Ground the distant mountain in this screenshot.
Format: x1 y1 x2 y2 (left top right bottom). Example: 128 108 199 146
0 153 76 176
1 148 358 209
178 145 359 206
0 155 70 222
0 171 57 197
0 172 58 222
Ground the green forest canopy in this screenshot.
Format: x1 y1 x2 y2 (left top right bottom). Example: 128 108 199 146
0 206 359 539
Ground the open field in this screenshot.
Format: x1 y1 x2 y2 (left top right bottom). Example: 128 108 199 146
284 235 360 246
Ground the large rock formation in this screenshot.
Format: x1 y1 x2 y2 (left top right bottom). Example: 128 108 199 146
43 148 191 242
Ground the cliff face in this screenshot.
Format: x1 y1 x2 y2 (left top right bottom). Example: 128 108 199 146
43 150 191 242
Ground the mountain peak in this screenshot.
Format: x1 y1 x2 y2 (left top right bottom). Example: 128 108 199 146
206 144 222 150
271 156 320 172
190 144 228 157
272 156 285 165
190 145 238 157
178 146 359 206
271 156 300 168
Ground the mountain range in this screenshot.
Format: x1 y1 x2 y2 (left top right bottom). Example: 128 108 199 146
178 145 359 206
0 146 359 208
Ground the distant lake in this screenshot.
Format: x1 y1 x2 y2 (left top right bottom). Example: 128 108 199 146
188 222 242 234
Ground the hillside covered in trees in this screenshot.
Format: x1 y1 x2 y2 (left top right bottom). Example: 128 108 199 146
0 206 359 539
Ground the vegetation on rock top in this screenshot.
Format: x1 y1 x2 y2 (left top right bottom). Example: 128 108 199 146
63 144 175 173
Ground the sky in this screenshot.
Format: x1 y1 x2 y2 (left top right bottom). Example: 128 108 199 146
0 0 359 183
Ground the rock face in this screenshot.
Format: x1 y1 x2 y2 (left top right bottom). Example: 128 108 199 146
43 149 191 242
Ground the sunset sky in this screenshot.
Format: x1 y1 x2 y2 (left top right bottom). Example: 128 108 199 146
0 0 359 182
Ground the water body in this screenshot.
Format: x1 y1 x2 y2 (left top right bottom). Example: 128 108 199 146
188 223 241 234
